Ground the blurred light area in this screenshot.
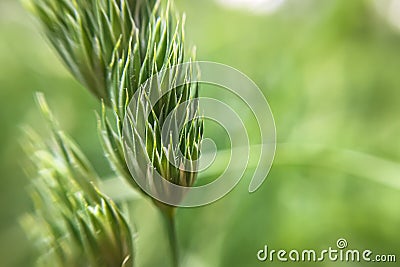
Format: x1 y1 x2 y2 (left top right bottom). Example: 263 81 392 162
0 1 26 25
216 0 285 14
373 0 400 31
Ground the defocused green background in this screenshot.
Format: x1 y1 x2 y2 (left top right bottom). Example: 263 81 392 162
1 0 400 266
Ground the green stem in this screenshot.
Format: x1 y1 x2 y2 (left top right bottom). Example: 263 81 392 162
157 202 179 267
164 213 179 267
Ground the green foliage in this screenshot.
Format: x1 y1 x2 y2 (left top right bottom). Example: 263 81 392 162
23 0 203 265
2 0 400 266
